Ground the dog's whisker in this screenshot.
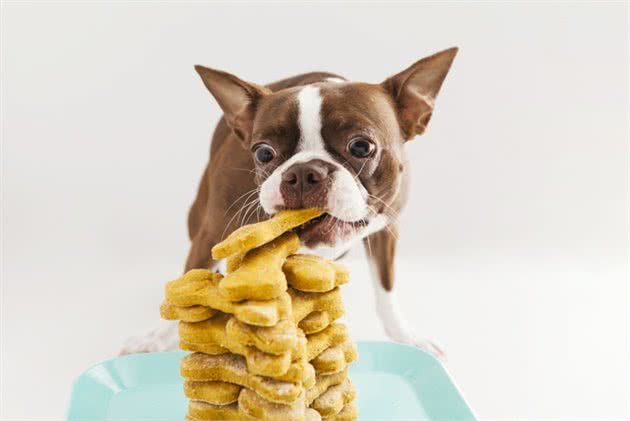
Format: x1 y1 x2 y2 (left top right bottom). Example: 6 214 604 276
222 190 260 239
240 199 261 227
223 187 259 217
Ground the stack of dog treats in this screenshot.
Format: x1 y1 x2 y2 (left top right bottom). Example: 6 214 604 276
160 208 358 421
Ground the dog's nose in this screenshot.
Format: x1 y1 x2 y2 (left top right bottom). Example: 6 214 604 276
280 160 331 207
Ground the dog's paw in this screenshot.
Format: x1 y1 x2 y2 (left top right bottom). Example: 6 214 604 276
384 328 446 360
407 337 446 360
119 324 178 355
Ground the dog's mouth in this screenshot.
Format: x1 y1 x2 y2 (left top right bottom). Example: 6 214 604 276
292 212 367 248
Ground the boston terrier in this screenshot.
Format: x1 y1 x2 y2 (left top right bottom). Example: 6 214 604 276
121 47 458 357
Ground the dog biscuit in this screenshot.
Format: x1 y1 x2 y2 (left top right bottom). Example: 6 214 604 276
164 269 291 327
187 401 323 421
291 288 344 331
310 379 356 418
181 352 315 404
306 369 347 406
160 302 216 323
311 340 358 375
239 388 307 421
283 254 349 293
188 400 255 421
179 313 295 377
306 324 348 362
322 401 358 421
219 232 300 301
212 208 323 259
299 311 336 335
184 380 241 405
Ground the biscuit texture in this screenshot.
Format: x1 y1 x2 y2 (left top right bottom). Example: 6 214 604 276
219 232 300 301
164 269 291 327
212 208 323 259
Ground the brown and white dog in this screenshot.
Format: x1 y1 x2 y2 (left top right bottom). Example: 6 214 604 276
121 48 457 357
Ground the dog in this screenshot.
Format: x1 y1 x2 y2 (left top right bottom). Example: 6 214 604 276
121 48 457 357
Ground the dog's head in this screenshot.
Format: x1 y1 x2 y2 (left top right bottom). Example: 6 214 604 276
196 48 457 255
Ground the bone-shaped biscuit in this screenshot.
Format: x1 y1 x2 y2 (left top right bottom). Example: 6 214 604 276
310 379 356 418
311 340 358 375
180 314 297 355
239 388 307 421
163 269 291 327
179 313 298 377
183 380 241 405
219 232 300 301
181 340 228 355
322 401 357 421
306 324 348 362
181 352 315 404
292 288 344 329
212 208 323 259
305 369 347 406
283 254 349 293
187 401 323 421
187 400 255 421
299 311 337 335
160 302 216 323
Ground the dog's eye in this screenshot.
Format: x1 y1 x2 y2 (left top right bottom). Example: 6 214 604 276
253 144 276 164
347 137 375 158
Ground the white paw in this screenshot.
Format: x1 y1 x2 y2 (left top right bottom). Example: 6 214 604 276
384 328 446 360
119 323 178 355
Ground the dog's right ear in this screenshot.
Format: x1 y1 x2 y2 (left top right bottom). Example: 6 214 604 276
195 65 270 142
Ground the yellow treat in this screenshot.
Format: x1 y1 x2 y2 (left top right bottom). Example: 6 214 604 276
160 302 216 323
180 340 228 355
226 251 245 273
187 401 323 421
188 401 255 421
299 311 337 335
306 324 349 362
180 313 295 377
322 401 358 421
283 254 349 293
306 369 347 406
310 340 358 375
164 269 291 327
226 317 297 355
239 389 307 421
291 288 345 330
310 379 356 418
212 208 323 259
181 352 314 404
183 380 241 405
180 313 296 353
219 232 300 301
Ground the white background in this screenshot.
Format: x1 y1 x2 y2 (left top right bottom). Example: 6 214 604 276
1 2 628 420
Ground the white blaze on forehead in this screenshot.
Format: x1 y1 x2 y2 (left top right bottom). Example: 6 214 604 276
259 84 369 223
296 86 325 152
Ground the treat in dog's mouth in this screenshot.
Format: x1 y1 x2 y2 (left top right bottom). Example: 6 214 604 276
292 212 367 247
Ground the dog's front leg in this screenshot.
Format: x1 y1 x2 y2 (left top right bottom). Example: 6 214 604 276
364 225 445 359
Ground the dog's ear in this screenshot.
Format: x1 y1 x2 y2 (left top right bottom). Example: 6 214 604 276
195 65 270 142
382 47 458 140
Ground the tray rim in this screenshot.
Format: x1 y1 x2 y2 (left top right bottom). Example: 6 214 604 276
67 340 477 421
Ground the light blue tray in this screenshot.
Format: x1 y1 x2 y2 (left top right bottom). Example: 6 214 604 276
67 341 476 421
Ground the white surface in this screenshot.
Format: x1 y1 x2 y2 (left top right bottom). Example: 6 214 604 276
1 2 628 420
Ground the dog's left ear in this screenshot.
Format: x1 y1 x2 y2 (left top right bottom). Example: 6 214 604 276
382 47 458 140
195 65 271 143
